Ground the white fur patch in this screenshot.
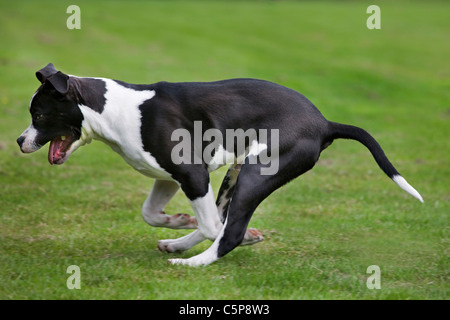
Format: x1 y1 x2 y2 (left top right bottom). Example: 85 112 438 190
207 145 235 172
77 78 171 179
207 141 268 172
248 140 268 157
189 184 222 240
19 124 40 153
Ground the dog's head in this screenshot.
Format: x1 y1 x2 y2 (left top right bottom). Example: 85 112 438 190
17 63 85 165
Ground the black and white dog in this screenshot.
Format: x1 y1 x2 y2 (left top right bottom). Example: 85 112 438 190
17 63 423 266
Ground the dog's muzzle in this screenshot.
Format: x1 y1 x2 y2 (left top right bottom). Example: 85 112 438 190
17 124 42 153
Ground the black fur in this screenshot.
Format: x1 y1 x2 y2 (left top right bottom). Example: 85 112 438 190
71 77 107 113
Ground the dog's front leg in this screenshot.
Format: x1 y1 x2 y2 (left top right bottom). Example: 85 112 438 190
188 183 223 241
158 183 222 253
142 180 198 229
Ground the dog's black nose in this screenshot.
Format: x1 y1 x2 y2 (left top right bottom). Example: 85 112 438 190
17 136 25 148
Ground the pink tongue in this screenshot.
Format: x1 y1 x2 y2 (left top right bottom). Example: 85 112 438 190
48 138 66 165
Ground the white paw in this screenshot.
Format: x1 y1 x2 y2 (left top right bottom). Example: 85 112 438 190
169 213 198 229
168 258 204 267
158 240 186 253
168 258 189 266
168 250 218 267
157 240 168 252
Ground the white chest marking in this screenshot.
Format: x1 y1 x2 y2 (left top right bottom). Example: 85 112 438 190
78 78 171 179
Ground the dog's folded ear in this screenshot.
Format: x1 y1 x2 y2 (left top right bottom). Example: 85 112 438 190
36 63 58 83
47 72 70 94
36 63 69 94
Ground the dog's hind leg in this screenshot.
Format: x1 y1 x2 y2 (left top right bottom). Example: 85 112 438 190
142 179 198 229
216 163 264 246
169 139 321 266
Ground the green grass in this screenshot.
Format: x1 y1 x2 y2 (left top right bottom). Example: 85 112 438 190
0 0 449 299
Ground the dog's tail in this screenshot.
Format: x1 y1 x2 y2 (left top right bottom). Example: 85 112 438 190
326 121 423 203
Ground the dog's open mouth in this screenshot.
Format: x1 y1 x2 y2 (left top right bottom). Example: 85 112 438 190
48 135 74 165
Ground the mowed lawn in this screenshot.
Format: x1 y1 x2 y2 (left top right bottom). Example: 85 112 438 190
0 1 448 299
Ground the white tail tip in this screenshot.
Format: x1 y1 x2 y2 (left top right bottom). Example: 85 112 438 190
392 175 424 203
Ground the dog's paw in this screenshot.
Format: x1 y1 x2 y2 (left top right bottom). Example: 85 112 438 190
241 228 264 246
174 213 198 228
168 254 217 267
168 258 192 266
168 213 198 229
158 239 186 253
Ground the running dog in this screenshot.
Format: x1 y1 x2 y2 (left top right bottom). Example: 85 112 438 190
17 63 423 266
